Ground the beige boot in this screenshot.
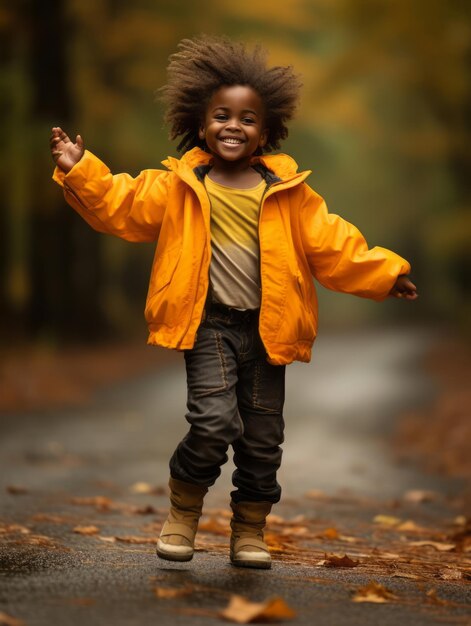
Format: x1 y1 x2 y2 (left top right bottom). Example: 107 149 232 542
156 477 208 562
230 500 272 569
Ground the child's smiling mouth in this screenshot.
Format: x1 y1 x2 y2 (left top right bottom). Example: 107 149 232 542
219 136 244 145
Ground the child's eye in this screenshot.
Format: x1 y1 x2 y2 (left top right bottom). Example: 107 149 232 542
214 114 227 121
242 117 255 124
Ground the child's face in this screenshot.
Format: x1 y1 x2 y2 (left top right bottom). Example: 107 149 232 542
199 85 267 165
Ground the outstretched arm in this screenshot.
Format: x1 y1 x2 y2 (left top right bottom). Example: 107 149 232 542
50 126 84 173
389 275 418 300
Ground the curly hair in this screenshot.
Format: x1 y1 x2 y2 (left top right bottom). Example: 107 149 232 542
159 35 302 153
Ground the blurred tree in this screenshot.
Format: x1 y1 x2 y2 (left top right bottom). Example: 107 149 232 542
1 0 469 345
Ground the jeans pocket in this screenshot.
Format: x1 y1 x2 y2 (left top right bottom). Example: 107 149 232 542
185 327 228 399
252 361 286 413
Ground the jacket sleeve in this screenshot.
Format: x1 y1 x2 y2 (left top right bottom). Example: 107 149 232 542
52 150 170 242
299 185 411 301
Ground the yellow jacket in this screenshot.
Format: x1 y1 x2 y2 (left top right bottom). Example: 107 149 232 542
53 147 410 365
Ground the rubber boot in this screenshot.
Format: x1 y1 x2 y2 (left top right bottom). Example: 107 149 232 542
230 500 272 569
156 477 208 562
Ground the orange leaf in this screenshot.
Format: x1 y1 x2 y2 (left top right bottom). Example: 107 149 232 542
316 527 340 540
319 553 359 568
373 515 402 527
219 595 296 624
154 587 194 599
198 518 230 536
73 525 100 535
0 612 25 626
352 581 398 604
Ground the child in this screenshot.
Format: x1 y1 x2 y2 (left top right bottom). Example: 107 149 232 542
50 36 417 570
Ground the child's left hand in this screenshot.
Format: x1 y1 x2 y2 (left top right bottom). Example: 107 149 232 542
389 275 418 300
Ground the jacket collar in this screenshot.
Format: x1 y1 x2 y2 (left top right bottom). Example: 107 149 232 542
161 147 308 187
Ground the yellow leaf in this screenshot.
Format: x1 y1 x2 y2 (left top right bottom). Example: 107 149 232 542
219 594 296 624
373 515 402 527
73 525 100 535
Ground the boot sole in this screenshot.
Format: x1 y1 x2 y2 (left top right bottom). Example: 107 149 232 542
156 540 194 562
156 547 194 562
230 556 271 569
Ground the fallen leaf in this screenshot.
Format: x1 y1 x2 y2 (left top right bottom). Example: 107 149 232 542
373 515 402 527
454 515 467 526
352 581 398 604
403 490 436 503
316 528 340 540
0 612 25 626
73 525 100 535
71 496 113 511
318 553 359 568
409 540 455 551
0 524 30 535
439 568 463 581
280 526 308 537
133 505 158 515
97 536 116 543
396 520 426 533
304 489 327 499
6 486 29 495
198 518 230 536
219 594 296 624
154 587 194 599
130 482 165 495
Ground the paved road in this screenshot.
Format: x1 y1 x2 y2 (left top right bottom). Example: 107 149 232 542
1 327 469 625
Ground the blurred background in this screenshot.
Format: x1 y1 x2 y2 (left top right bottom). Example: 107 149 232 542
0 0 470 413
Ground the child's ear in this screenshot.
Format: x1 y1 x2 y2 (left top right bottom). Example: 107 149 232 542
259 129 268 148
198 125 205 141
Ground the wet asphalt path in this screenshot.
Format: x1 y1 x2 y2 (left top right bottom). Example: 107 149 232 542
0 327 469 625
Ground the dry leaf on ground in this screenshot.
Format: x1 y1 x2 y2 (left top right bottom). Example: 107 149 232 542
318 553 359 568
0 612 25 626
403 490 436 503
316 527 340 540
219 594 296 624
352 581 398 604
408 540 455 551
6 486 29 495
73 525 100 535
439 568 463 581
396 520 426 533
130 482 165 495
0 524 30 535
198 518 230 536
154 587 194 599
373 515 402 527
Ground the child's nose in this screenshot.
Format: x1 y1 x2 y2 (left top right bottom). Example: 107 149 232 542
225 118 241 131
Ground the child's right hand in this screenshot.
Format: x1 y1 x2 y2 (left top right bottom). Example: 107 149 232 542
50 126 84 173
